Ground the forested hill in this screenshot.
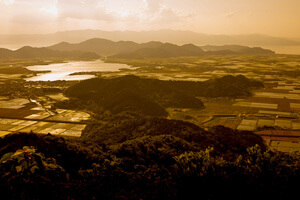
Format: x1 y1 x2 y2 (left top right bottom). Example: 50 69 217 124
64 75 205 116
109 43 206 59
64 75 263 116
166 74 264 97
48 39 162 55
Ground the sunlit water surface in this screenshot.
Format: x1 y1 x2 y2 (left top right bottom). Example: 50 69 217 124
26 59 131 81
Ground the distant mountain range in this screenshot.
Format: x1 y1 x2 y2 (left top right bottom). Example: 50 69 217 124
49 38 275 58
111 44 274 59
200 45 276 54
1 30 299 50
0 38 275 60
0 46 99 59
48 38 162 55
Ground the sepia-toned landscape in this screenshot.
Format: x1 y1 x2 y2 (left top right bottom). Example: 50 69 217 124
0 0 300 199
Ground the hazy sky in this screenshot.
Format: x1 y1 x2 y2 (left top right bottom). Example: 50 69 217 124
0 0 299 37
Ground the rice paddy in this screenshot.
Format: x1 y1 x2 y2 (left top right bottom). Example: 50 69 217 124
47 110 90 122
290 90 300 94
0 96 90 137
0 118 86 137
237 119 258 131
258 110 293 116
255 92 300 100
257 119 275 127
269 141 300 152
0 98 30 109
274 119 293 129
292 123 300 130
25 112 51 119
274 86 295 90
234 102 278 109
291 103 300 109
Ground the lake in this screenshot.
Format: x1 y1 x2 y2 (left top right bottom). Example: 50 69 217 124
262 45 300 55
26 59 131 81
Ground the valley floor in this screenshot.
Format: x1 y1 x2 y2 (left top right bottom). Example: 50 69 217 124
1 54 300 152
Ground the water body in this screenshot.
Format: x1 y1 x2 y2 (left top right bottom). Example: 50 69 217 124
26 59 131 81
261 45 300 55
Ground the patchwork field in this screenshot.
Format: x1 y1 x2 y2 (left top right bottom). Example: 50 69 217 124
0 95 90 137
0 118 86 137
0 98 30 109
2 55 300 152
128 55 300 152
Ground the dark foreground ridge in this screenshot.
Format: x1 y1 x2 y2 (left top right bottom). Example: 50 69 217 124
0 116 300 200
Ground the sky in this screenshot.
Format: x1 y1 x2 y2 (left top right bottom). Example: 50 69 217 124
0 0 299 38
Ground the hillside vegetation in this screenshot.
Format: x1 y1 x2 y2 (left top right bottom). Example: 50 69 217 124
109 43 206 59
1 116 300 199
61 75 262 116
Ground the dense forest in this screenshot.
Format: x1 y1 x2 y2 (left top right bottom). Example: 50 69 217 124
1 116 300 199
59 75 263 116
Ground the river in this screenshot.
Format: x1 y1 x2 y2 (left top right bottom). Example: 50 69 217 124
25 59 131 81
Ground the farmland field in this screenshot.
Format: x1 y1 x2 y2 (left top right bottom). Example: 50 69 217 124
1 55 300 152
106 55 300 152
0 94 90 137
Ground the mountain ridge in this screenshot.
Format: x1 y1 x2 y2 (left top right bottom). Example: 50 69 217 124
0 38 275 60
48 38 275 58
1 29 299 49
